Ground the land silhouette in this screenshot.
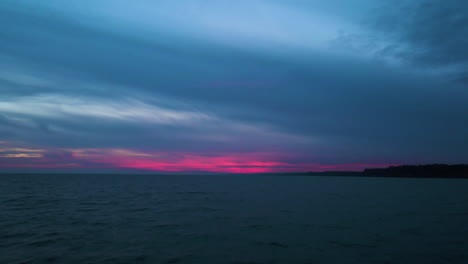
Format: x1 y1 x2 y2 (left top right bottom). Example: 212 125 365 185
297 164 468 179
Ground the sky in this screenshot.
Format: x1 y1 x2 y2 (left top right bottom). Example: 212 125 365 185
0 0 467 173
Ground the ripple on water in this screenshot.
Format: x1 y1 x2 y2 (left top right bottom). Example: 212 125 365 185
127 207 150 212
255 241 289 248
27 238 65 247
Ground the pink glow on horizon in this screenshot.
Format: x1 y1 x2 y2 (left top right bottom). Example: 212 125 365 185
75 150 397 173
0 142 397 173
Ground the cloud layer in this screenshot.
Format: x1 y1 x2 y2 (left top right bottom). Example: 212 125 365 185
1 0 467 172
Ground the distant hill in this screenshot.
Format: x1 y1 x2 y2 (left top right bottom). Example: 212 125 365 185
295 164 468 178
361 164 468 178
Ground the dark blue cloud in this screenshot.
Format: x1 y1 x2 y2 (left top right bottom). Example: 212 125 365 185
0 0 467 169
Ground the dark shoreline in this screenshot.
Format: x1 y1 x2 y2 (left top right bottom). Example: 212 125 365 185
292 164 468 179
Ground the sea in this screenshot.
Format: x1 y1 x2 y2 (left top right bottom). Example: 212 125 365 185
1 174 467 264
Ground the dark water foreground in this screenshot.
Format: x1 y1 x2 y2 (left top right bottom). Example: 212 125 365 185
1 174 467 264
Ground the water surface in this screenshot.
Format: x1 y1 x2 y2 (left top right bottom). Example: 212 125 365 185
1 174 467 263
